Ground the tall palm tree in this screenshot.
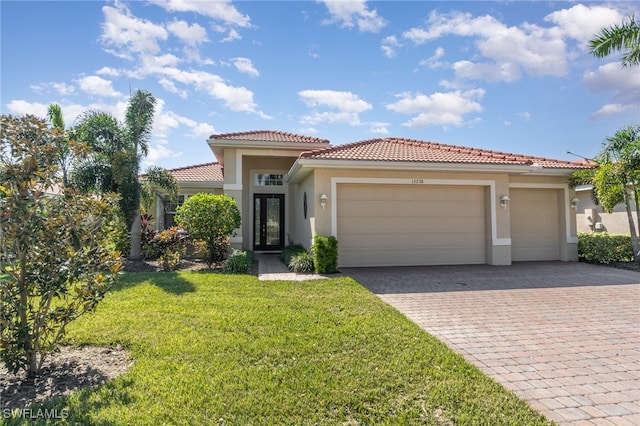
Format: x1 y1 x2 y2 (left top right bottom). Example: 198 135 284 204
47 104 72 187
124 90 156 260
71 90 165 260
589 14 640 67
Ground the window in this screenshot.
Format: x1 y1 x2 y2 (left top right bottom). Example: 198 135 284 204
255 173 284 187
163 195 184 228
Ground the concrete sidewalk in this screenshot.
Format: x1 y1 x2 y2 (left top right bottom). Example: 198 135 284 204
256 253 326 281
344 262 640 426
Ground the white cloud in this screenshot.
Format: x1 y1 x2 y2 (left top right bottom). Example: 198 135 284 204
583 62 640 118
518 111 532 121
319 0 386 33
6 100 49 118
167 20 208 46
5 100 129 127
369 121 390 134
299 89 372 113
232 57 259 77
30 82 76 96
151 0 251 28
419 47 446 69
403 10 568 82
386 89 485 128
591 103 639 119
299 89 372 126
544 4 624 46
158 78 188 99
190 122 216 140
77 76 123 98
101 3 168 57
381 35 400 58
96 66 121 77
453 60 521 82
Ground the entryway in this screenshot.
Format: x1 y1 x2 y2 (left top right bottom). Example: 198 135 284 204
253 194 285 251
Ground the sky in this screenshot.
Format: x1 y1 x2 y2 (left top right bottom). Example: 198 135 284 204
1 1 639 171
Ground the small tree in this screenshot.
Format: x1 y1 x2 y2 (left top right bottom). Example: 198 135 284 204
570 124 640 264
0 115 122 377
175 193 241 267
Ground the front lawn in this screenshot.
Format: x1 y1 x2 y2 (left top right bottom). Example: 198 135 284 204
5 272 552 425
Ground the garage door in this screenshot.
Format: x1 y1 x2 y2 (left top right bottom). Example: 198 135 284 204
510 188 560 261
337 184 486 267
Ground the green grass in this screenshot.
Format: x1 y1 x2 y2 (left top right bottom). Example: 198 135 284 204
3 272 552 425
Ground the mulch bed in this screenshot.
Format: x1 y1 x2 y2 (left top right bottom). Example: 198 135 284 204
0 345 131 411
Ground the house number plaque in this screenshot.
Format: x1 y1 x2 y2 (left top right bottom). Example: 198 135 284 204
411 179 424 184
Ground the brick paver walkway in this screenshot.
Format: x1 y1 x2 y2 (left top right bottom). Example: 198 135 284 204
343 262 640 426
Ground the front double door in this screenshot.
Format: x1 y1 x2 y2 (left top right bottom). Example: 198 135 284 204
253 194 285 251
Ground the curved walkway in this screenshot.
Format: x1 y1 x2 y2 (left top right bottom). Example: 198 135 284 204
343 262 640 426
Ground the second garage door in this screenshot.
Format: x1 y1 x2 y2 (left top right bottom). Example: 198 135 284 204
510 188 561 261
337 184 486 267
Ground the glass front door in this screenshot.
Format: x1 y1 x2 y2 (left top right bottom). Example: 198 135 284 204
253 194 285 251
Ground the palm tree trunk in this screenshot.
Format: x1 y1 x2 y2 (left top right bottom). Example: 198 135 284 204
623 192 640 264
130 209 142 260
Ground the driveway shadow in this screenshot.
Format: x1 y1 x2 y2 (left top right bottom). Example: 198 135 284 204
342 261 640 294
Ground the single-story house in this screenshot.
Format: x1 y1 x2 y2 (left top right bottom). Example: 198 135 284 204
154 130 594 267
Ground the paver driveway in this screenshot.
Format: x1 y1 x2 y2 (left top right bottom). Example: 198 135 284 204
343 262 640 426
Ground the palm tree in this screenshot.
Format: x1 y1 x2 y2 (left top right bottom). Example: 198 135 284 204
572 125 640 264
47 104 72 187
71 90 173 260
589 14 640 67
124 90 156 260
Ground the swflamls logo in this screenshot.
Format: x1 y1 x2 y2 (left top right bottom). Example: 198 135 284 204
2 408 69 419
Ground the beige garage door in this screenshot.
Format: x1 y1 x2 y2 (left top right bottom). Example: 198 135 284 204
337 184 486 267
510 188 561 261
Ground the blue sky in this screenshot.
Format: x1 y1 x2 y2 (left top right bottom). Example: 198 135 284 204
1 1 639 170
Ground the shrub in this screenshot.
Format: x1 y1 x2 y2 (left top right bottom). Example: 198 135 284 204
288 251 315 273
158 250 181 271
578 232 634 264
280 244 307 265
313 236 338 274
223 249 254 273
175 193 241 267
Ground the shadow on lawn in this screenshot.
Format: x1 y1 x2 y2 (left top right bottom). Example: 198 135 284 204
2 376 135 426
116 271 197 295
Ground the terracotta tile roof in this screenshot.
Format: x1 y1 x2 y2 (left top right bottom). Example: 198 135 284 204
168 162 223 182
299 137 595 169
209 130 330 144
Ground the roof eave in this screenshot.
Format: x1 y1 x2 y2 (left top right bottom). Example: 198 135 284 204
287 158 581 182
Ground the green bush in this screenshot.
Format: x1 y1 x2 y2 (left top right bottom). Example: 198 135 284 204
313 236 338 274
222 249 254 274
288 252 315 273
578 232 634 264
280 244 307 265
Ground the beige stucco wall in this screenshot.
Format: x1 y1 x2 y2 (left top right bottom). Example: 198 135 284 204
304 167 578 265
288 172 315 249
238 154 297 251
574 190 637 235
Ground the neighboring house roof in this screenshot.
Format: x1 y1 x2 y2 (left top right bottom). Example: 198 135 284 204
299 137 595 169
209 130 330 145
168 162 223 182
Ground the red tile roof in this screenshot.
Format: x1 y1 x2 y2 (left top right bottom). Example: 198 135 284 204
169 162 223 182
209 130 330 144
300 138 595 169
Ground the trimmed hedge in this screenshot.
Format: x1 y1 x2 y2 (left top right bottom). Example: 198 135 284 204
578 232 634 264
313 236 338 274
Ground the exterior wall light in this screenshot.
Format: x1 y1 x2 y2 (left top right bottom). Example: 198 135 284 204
500 195 511 209
320 193 328 209
570 197 580 209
